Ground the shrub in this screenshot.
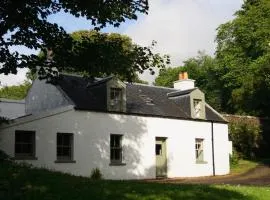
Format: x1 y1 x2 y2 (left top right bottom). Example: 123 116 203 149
90 168 103 180
230 149 240 166
0 150 10 161
226 115 262 159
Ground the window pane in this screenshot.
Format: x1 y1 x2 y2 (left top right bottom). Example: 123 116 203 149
195 139 204 161
63 135 71 146
57 133 73 160
110 134 123 162
57 134 62 145
15 131 35 156
156 144 162 155
110 88 122 100
57 147 63 156
15 144 22 154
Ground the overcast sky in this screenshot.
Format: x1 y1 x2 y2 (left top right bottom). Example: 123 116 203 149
0 0 243 86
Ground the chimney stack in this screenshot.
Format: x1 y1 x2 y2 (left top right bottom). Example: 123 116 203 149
173 72 195 90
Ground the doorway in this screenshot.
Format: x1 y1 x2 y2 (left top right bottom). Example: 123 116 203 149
155 137 167 178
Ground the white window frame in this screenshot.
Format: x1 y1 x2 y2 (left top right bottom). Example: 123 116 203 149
195 138 204 163
110 88 122 110
193 99 202 118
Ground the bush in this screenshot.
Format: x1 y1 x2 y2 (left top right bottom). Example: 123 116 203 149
90 168 103 180
227 116 262 159
230 149 240 166
0 150 10 161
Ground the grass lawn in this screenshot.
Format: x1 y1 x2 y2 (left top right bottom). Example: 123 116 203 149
230 159 259 175
1 160 270 200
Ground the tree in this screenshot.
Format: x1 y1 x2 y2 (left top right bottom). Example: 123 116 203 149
215 0 270 116
37 30 169 82
154 52 222 110
0 0 149 76
154 66 182 88
0 81 31 100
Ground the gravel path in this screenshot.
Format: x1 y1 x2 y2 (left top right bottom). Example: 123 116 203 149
149 164 270 186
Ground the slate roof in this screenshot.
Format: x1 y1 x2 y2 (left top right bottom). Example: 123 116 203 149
0 98 25 104
56 74 226 123
167 88 197 97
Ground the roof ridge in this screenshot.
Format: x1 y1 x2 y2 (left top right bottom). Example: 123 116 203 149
126 82 176 90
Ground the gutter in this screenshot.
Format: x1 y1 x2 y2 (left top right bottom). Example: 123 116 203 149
211 121 216 176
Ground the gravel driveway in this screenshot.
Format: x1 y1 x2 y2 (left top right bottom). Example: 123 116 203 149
149 164 270 186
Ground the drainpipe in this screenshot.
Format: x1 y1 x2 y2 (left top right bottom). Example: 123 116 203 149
211 121 216 176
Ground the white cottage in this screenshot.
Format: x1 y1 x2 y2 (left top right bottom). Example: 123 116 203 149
0 72 231 179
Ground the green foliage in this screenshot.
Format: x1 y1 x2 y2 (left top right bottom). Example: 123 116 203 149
154 52 222 111
0 117 9 125
0 0 149 75
90 168 103 180
154 66 182 88
215 0 270 116
228 117 262 159
230 159 258 175
230 150 240 167
0 150 10 161
155 1 270 117
45 30 169 82
1 160 270 200
0 81 31 100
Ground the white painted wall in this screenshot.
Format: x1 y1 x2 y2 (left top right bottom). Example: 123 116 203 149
0 109 230 179
173 79 195 90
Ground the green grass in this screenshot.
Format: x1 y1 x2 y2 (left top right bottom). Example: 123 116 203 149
1 160 270 200
230 159 259 175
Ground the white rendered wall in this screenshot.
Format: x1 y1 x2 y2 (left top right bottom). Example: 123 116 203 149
173 79 195 90
0 109 230 179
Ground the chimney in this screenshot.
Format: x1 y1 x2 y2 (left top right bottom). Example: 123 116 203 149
173 72 195 90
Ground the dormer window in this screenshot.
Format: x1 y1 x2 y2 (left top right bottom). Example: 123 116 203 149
110 88 122 111
193 99 202 118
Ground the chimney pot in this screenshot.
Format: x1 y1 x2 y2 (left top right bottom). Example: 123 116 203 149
179 72 188 80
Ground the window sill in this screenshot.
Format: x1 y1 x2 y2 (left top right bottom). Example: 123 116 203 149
54 160 76 163
196 161 208 164
109 162 126 166
13 156 38 160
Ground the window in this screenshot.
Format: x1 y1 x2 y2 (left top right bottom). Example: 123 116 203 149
193 99 202 118
195 138 204 163
110 88 122 110
15 130 35 158
110 134 123 164
156 144 162 155
57 133 74 161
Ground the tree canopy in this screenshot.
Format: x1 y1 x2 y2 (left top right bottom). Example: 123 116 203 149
0 81 31 100
155 0 270 117
35 30 169 82
0 0 149 76
215 0 270 116
154 52 222 111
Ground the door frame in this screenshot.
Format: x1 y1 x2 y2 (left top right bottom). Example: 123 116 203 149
155 137 167 178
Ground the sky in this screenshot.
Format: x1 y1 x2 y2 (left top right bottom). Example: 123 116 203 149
0 0 243 86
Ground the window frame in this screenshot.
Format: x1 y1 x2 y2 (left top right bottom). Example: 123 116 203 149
14 130 36 160
195 138 206 164
55 132 75 163
110 134 125 165
110 87 123 110
193 99 202 118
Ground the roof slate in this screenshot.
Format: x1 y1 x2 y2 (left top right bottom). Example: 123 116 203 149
56 74 226 123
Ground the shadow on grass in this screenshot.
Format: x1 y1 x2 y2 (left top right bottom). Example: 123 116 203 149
0 161 252 200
